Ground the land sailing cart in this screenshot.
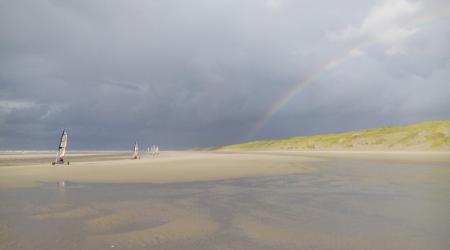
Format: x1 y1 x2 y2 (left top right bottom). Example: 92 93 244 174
52 129 70 166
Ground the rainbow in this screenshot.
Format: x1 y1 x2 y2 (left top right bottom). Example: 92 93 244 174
246 6 450 139
246 43 366 138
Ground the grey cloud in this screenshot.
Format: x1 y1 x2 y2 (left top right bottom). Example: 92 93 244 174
1 0 449 149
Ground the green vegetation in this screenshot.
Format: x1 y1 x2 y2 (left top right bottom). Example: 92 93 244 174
216 120 450 151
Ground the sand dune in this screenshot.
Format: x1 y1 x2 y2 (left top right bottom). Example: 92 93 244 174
217 120 450 151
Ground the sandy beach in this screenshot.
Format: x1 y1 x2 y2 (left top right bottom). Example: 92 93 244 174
0 151 321 188
1 150 449 188
1 151 450 249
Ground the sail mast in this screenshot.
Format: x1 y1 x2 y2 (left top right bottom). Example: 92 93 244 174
132 141 139 159
53 129 68 165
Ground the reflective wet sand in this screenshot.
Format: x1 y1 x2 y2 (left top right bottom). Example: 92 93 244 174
0 151 316 188
1 152 449 249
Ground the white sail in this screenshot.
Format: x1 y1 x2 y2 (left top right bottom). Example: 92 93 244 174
55 129 68 164
150 145 156 156
132 141 139 159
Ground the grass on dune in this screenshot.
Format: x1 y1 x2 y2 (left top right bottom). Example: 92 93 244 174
217 120 450 151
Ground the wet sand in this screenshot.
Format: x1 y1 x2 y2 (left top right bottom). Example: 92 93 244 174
0 151 449 249
0 151 319 188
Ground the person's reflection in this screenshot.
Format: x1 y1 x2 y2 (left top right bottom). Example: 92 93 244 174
57 180 66 201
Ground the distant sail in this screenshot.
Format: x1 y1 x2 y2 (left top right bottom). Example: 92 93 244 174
54 129 68 165
150 145 159 157
150 145 158 157
132 141 139 159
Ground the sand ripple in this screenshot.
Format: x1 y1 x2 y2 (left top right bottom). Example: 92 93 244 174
33 206 100 220
90 215 217 247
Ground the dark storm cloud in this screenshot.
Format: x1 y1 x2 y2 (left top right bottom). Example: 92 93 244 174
1 0 449 149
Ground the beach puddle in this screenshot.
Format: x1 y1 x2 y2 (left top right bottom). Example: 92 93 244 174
1 158 449 249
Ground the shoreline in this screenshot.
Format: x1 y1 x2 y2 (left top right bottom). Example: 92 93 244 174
0 151 449 188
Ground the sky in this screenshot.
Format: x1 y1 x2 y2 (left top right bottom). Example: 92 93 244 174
1 0 449 150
